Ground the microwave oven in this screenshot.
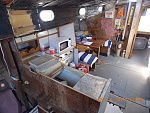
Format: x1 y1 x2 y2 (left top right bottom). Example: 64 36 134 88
50 37 71 53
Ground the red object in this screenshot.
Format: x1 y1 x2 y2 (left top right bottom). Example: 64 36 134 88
83 68 88 73
76 64 89 73
49 48 55 55
93 36 97 40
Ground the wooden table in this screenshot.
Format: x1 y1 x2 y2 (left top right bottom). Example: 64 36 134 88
76 38 107 62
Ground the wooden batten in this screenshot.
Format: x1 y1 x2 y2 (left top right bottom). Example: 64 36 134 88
0 39 30 108
125 0 143 58
128 6 144 57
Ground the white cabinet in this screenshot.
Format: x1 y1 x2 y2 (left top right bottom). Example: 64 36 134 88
59 23 76 46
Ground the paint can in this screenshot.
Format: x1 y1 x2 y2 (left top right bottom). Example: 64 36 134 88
49 47 55 55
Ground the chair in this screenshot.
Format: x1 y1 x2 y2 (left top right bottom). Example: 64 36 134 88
100 40 112 57
78 51 98 71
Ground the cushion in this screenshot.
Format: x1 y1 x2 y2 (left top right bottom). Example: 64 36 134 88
104 40 112 48
78 52 98 67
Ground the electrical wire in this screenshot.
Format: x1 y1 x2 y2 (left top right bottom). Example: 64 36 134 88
0 41 14 89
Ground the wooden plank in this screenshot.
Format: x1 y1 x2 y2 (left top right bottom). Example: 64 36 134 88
17 38 37 45
14 25 36 37
37 32 58 39
23 56 40 65
129 6 144 58
73 73 107 100
21 64 108 113
122 2 132 40
125 0 143 58
20 47 40 58
6 0 16 7
47 65 63 78
8 38 28 77
1 40 19 78
123 2 136 50
1 39 29 108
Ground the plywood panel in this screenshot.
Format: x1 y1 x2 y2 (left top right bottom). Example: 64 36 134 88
10 10 31 15
9 10 35 37
9 14 33 29
14 25 35 37
73 73 107 100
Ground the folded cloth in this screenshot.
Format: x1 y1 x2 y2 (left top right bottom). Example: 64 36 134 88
104 40 112 48
78 52 98 67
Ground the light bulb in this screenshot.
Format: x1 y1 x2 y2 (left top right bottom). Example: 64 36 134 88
79 8 86 15
40 10 55 22
98 6 103 12
38 2 43 5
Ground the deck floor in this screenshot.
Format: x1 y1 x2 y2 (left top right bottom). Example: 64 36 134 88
90 48 150 113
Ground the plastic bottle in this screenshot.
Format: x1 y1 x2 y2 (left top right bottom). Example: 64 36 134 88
40 44 45 55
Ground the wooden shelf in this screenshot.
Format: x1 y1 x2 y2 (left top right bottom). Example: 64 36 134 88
17 38 37 45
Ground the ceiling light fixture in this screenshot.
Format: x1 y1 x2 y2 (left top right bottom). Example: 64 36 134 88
79 8 86 15
40 10 55 22
38 2 44 5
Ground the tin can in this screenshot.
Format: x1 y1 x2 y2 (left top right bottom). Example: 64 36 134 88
49 47 55 55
